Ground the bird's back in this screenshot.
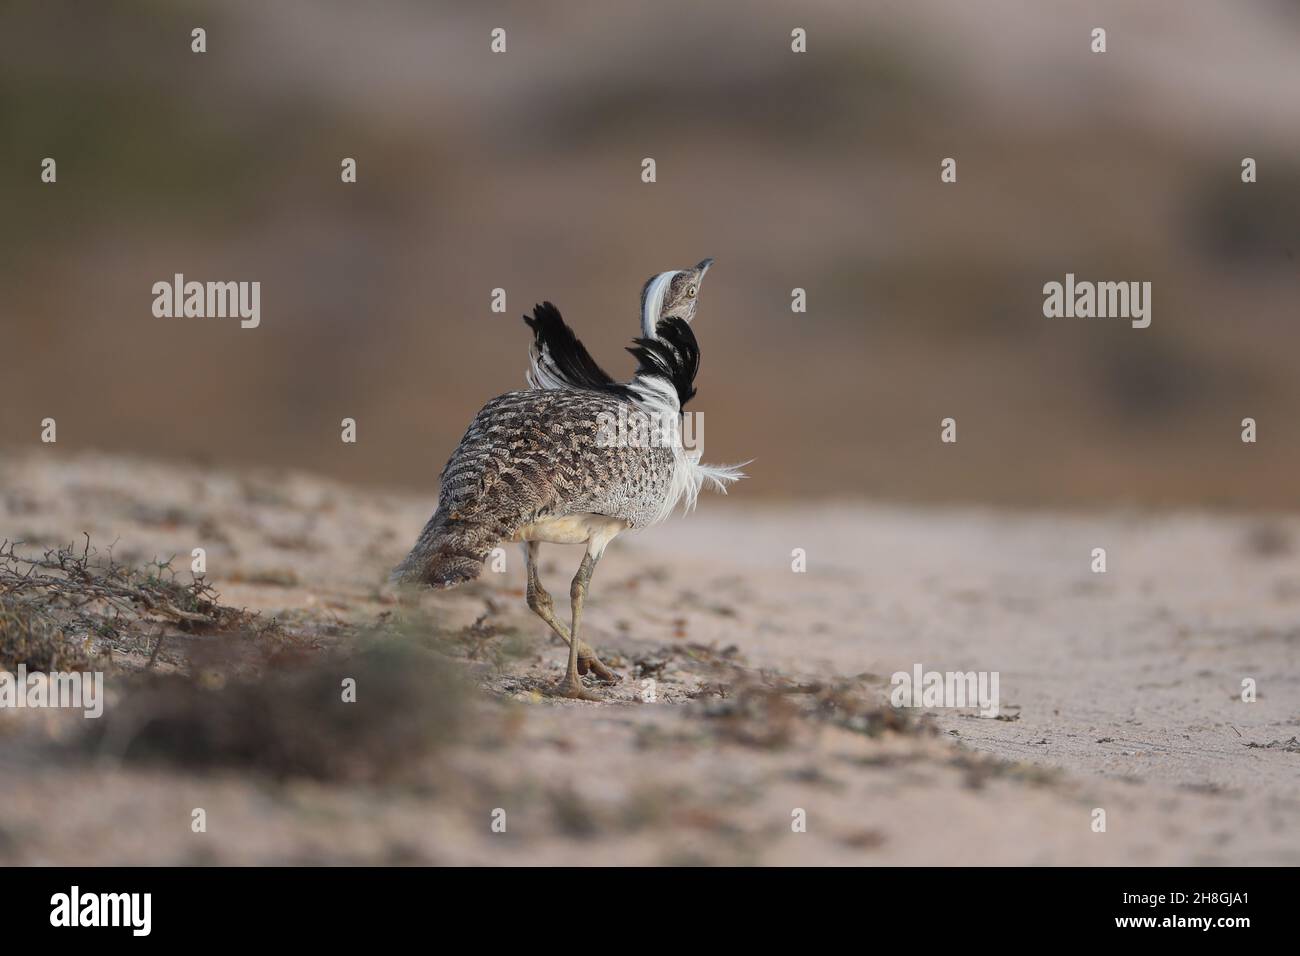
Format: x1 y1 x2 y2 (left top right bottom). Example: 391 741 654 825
392 388 674 587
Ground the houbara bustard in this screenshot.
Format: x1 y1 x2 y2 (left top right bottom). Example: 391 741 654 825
392 259 745 699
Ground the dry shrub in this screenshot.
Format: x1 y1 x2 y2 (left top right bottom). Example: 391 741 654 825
85 639 466 782
0 596 91 672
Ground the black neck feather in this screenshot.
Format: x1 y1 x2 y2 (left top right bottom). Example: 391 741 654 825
627 317 700 408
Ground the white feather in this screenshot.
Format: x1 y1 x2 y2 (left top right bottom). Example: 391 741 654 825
525 342 572 390
640 270 681 339
625 369 748 526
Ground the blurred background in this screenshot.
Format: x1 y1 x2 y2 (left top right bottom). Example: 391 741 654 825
2 0 1299 508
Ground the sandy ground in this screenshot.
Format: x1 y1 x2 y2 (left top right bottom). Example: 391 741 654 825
1 450 1297 865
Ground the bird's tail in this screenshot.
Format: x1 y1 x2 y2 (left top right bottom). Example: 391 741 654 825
390 507 493 589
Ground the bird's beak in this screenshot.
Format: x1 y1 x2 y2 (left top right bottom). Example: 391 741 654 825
695 257 714 278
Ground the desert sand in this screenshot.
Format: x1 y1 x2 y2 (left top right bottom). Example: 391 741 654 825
1 450 1296 865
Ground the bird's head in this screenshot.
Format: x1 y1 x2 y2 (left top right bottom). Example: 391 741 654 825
640 257 714 338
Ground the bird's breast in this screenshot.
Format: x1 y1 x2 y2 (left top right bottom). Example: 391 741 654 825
511 513 629 546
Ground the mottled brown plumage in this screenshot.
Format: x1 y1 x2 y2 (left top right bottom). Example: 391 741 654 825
391 388 673 589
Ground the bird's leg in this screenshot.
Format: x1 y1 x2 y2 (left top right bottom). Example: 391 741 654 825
523 543 619 683
556 549 602 700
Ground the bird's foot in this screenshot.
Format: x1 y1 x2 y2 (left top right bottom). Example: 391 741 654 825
575 641 622 684
553 674 602 702
577 655 623 684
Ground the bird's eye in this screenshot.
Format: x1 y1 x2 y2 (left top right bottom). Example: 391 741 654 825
686 286 697 298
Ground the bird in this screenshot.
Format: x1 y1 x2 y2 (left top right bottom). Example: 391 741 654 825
524 258 713 393
391 259 745 700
